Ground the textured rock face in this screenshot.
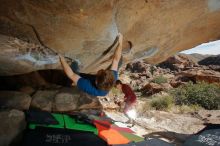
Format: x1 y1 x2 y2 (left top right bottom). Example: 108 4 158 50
0 0 220 75
142 82 172 96
0 109 26 146
31 90 58 112
179 68 220 84
0 88 102 112
158 54 196 71
53 91 79 112
52 87 102 112
0 91 32 110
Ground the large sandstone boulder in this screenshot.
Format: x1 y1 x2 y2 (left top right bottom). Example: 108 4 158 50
53 87 103 111
0 91 31 110
158 54 196 71
53 88 80 112
0 109 26 146
126 61 149 73
179 68 220 84
0 0 220 75
30 90 58 112
142 82 172 96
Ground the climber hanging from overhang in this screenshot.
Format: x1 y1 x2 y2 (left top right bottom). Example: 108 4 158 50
59 33 123 96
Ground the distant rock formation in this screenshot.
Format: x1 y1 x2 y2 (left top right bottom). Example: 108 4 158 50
118 54 220 96
179 53 220 72
198 55 220 66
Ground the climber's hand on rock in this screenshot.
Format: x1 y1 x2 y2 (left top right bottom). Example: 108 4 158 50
118 33 123 44
58 54 64 61
59 54 67 68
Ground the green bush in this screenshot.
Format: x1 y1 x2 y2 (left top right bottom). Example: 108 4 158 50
152 75 168 84
150 96 173 110
171 82 220 110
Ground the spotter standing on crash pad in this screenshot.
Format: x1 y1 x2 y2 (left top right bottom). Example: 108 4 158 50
59 33 123 96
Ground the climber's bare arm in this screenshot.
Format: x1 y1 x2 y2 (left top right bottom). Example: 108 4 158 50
59 55 80 85
111 33 123 71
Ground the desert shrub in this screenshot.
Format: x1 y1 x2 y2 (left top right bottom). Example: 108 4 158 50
150 96 173 110
152 75 168 84
138 100 151 115
171 82 220 110
177 105 202 114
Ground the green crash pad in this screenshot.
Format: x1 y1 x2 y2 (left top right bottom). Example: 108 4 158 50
120 131 144 142
29 113 64 129
63 115 98 135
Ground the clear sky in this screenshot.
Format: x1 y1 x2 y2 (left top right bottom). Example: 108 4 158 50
181 40 220 55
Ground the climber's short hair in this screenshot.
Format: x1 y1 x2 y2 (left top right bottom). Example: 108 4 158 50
96 69 114 91
115 80 122 85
